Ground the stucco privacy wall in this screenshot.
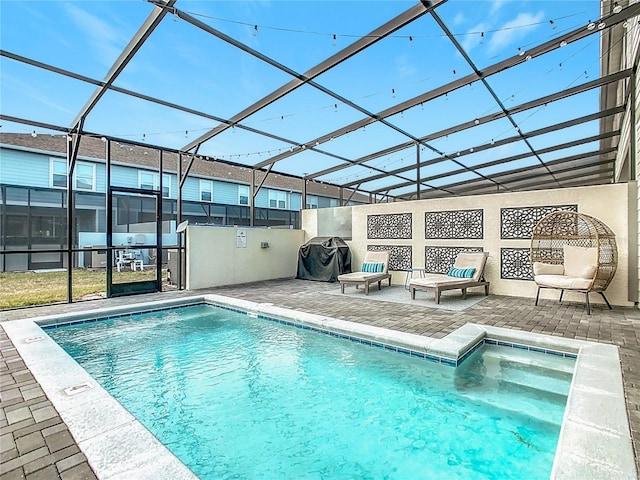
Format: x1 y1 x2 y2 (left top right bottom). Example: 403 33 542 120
303 184 633 307
186 226 304 290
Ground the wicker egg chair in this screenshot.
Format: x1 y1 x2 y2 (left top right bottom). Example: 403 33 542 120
530 211 618 314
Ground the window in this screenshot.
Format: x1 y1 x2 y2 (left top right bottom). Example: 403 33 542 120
51 160 67 188
238 185 249 205
50 159 95 191
269 190 287 209
305 195 318 209
200 180 213 202
75 163 95 191
139 172 171 198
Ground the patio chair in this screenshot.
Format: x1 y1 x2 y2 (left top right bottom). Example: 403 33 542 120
338 251 392 295
531 211 617 315
409 252 490 304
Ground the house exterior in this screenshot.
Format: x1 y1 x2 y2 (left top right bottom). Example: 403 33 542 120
0 133 363 271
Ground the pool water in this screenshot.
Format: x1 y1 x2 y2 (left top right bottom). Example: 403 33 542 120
46 304 575 479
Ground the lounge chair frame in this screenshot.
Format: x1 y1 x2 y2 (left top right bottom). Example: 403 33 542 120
338 251 392 295
409 252 490 304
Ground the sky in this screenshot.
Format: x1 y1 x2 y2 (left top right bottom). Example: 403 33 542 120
0 0 612 194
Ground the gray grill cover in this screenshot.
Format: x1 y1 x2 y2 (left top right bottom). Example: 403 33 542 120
296 237 352 282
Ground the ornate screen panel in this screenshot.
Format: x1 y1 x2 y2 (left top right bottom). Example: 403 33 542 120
367 245 412 271
424 246 484 274
500 205 578 239
367 213 412 239
425 209 483 239
500 248 533 280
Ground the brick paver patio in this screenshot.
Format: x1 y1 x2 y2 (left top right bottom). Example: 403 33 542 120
1 279 639 478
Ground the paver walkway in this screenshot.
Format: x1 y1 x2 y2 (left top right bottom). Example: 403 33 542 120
1 279 639 478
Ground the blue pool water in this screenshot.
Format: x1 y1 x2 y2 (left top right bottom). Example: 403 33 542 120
46 304 575 479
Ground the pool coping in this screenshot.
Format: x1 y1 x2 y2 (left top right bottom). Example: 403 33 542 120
2 294 636 480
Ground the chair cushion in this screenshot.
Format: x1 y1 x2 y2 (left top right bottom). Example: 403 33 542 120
448 267 476 278
534 274 592 290
453 252 488 282
410 274 473 288
362 262 384 273
533 262 564 276
563 245 598 278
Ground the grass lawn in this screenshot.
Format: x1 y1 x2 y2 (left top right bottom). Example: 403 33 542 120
0 269 161 309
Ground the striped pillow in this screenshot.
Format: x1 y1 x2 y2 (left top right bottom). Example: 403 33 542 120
362 262 385 273
448 267 476 278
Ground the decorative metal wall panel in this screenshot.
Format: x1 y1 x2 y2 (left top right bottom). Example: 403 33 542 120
425 209 483 239
500 248 533 280
367 213 412 239
500 205 578 239
424 246 483 274
368 245 412 271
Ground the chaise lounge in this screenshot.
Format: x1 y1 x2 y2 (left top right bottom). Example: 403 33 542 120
338 251 392 295
409 252 490 304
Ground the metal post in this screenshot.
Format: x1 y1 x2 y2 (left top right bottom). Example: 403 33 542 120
177 153 183 290
302 175 307 210
157 150 164 290
416 143 421 200
250 169 256 227
105 139 113 295
66 135 73 303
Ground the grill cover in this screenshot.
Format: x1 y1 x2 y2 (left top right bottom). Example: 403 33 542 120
296 237 352 282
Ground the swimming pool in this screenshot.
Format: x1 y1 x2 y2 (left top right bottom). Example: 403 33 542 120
4 294 635 479
45 303 574 479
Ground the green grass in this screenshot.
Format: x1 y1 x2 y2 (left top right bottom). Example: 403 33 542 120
0 269 161 309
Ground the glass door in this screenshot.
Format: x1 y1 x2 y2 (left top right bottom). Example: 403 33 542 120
107 187 162 297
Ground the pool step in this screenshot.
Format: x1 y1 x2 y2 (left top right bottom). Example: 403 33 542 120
453 346 574 427
478 348 574 397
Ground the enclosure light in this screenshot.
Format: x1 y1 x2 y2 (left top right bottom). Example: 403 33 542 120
469 147 474 152
587 22 596 30
560 40 567 47
525 55 532 61
598 22 606 30
474 119 480 125
613 3 622 14
101 136 106 142
623 20 630 28
490 139 495 145
518 48 525 56
31 131 37 138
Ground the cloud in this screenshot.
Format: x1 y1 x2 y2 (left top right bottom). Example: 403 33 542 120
395 54 416 77
62 3 124 67
461 23 489 55
490 0 507 16
487 11 545 54
453 12 465 26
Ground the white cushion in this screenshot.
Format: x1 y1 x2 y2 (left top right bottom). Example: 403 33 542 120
338 272 388 282
534 274 592 290
532 262 564 276
563 245 597 278
410 274 472 288
452 252 488 282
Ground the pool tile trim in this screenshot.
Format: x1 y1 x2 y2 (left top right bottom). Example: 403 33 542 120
3 293 635 480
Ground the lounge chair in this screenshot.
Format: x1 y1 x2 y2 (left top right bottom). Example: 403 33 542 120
338 251 392 295
409 252 490 304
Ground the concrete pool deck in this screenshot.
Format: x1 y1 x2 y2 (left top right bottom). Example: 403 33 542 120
1 279 639 479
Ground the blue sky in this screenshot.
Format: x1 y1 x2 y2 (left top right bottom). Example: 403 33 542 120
1 0 608 193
